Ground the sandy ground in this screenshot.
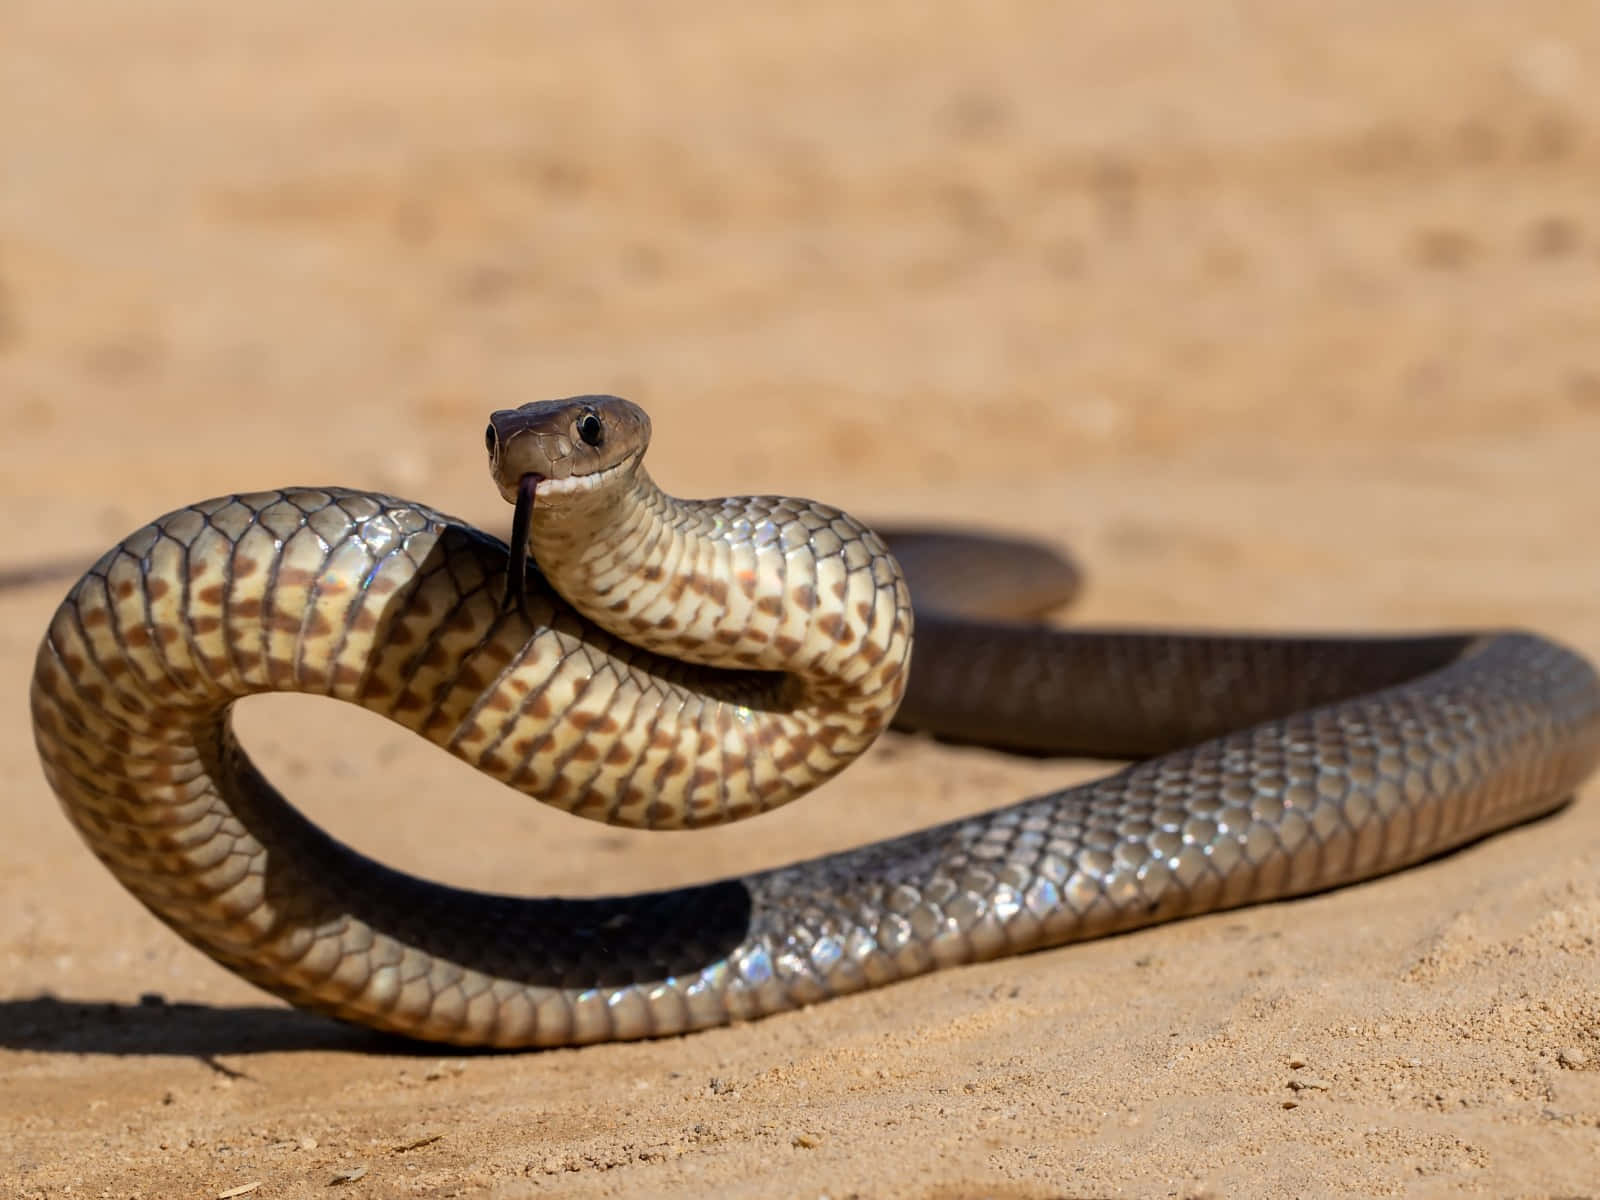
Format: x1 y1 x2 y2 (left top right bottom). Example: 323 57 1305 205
5 2 1600 1196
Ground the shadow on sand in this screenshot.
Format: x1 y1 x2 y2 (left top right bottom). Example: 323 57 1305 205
0 994 449 1063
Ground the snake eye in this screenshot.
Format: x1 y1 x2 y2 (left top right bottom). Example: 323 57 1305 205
484 424 498 457
577 410 604 448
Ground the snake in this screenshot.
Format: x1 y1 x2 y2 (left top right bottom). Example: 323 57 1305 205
28 395 1600 1048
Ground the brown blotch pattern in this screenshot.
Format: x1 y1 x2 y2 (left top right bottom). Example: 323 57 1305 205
26 481 944 1046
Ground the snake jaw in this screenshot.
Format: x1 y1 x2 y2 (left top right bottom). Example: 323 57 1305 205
486 396 652 505
504 471 543 619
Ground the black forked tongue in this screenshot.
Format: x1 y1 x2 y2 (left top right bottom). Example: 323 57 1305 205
504 472 542 617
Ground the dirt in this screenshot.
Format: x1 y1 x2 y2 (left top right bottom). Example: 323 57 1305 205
4 2 1600 1196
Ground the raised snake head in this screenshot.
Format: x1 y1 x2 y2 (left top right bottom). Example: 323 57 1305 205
485 394 652 509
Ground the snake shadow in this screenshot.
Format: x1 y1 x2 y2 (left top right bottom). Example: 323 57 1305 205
0 993 460 1062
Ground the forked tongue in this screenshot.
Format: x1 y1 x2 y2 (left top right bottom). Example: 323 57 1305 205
504 472 542 616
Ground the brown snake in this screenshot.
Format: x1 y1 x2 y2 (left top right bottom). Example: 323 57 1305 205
29 396 1600 1047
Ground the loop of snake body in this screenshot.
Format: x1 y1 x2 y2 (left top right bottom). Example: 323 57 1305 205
29 396 1600 1047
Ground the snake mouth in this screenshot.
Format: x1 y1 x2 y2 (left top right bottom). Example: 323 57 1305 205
493 458 634 506
504 471 543 616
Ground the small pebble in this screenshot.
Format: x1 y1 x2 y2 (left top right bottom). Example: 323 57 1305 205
1556 1046 1587 1068
1288 1076 1331 1092
793 1133 822 1149
392 1133 444 1152
1287 1054 1308 1070
330 1164 368 1185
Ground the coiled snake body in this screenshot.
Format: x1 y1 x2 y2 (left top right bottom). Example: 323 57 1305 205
30 397 1600 1047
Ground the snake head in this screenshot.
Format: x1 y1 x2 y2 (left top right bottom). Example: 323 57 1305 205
487 395 653 617
485 395 652 508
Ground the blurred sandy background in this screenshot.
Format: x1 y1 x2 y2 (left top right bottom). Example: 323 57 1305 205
5 2 1600 1196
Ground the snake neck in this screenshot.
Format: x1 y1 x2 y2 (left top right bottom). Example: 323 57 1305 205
523 466 914 704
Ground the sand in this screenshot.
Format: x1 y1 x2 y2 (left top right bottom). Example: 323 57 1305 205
4 2 1600 1196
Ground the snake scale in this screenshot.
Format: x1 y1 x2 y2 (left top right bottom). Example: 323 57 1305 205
29 397 1600 1047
